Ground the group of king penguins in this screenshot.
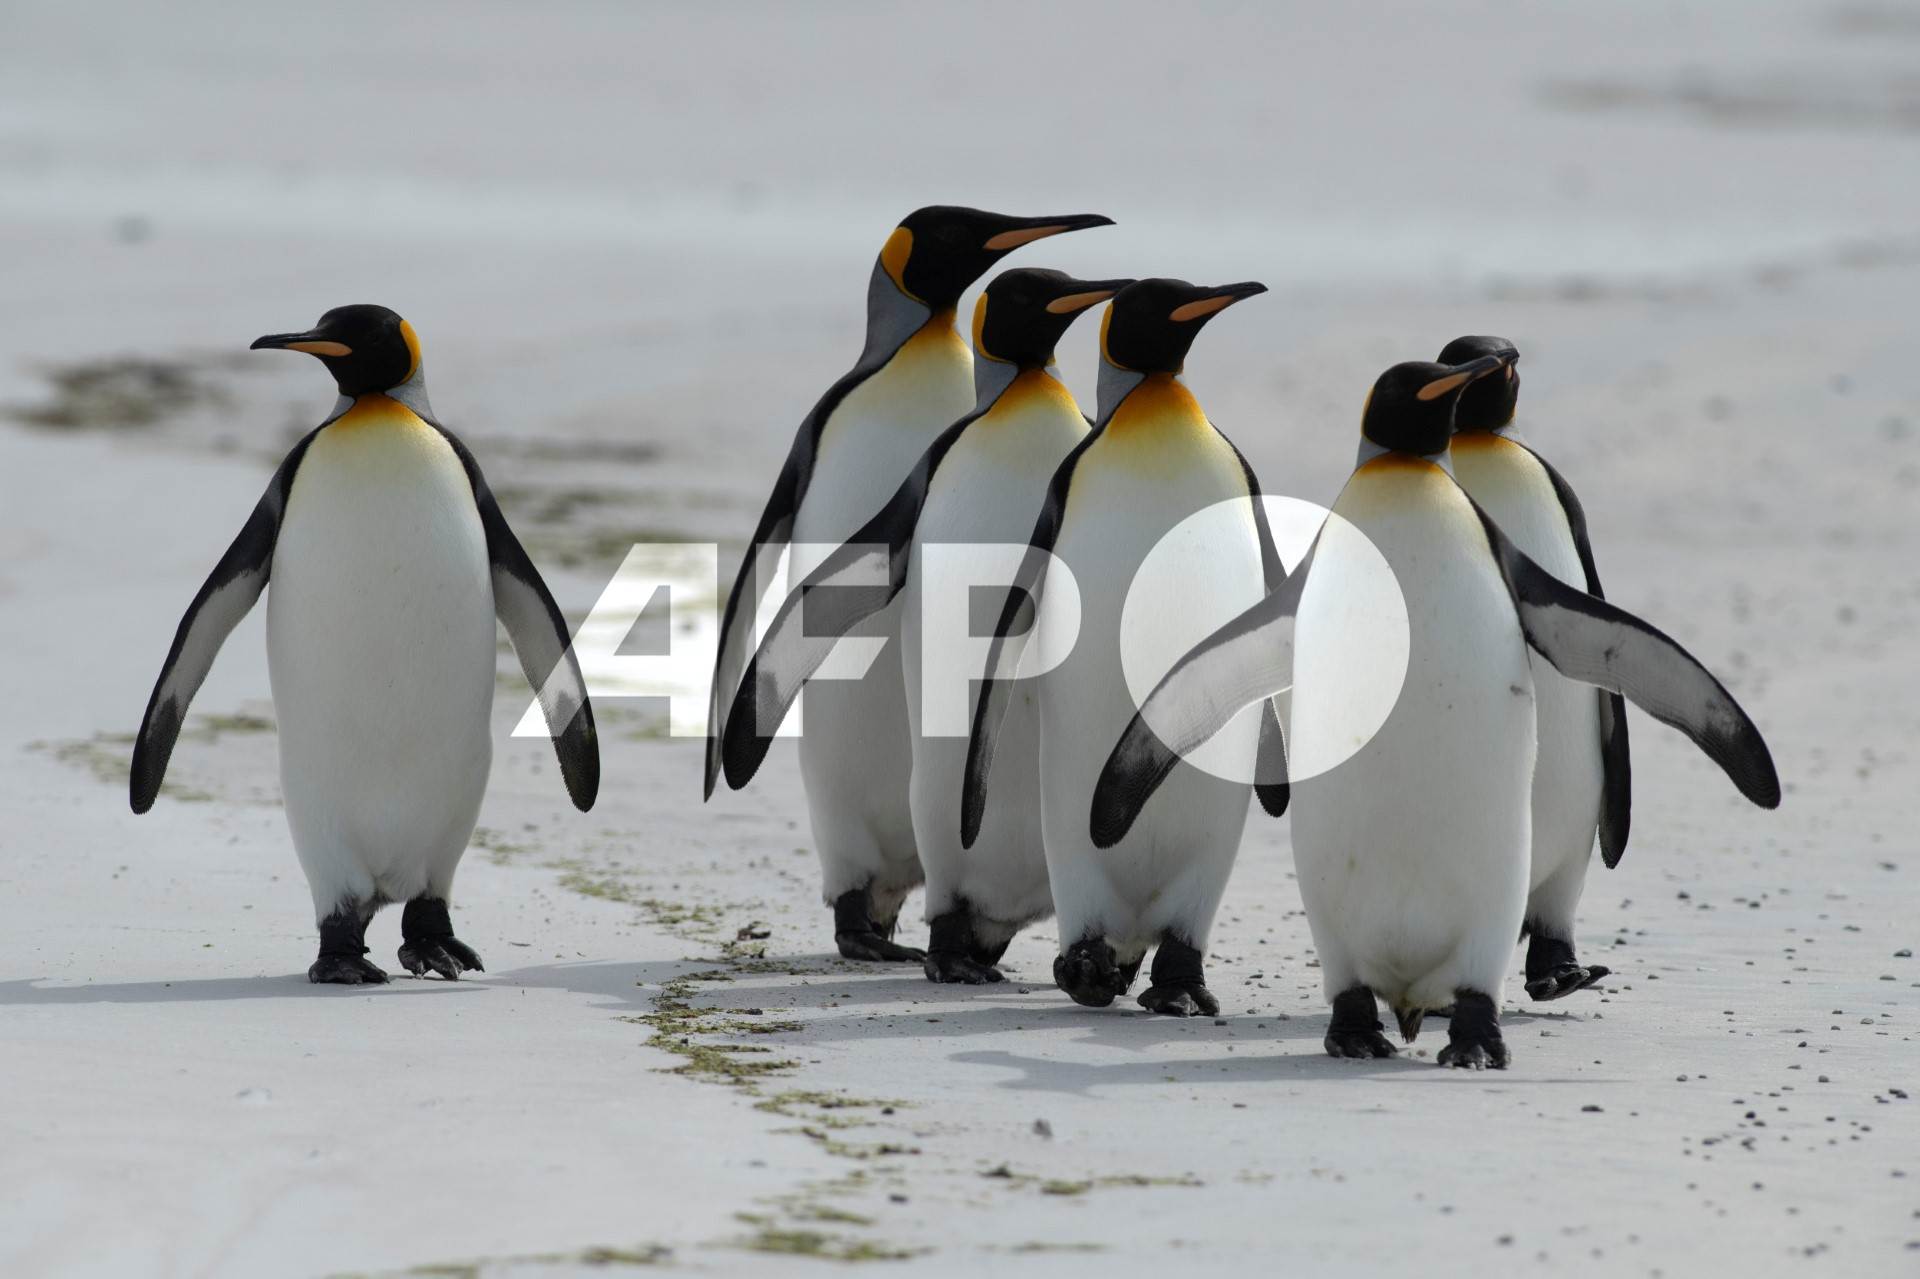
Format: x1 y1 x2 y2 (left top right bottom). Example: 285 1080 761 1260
131 204 1779 1070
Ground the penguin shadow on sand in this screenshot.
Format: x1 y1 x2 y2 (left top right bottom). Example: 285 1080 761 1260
691 954 1337 1057
949 1008 1443 1093
486 958 707 1013
0 971 487 1005
947 1044 1627 1094
0 958 691 1008
951 1011 1627 1094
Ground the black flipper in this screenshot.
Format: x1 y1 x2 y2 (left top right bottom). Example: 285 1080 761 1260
960 428 1103 849
1222 430 1291 819
703 357 893 800
719 410 982 790
434 427 600 812
1468 496 1779 810
131 430 319 813
1596 691 1632 867
1087 537 1318 850
1523 442 1633 868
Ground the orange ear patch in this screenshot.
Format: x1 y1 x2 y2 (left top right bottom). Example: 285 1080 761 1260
1098 303 1127 369
971 293 1006 362
880 226 918 301
398 318 422 381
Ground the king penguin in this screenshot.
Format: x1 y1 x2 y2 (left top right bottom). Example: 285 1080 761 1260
706 206 1114 963
131 305 598 984
964 278 1291 1016
717 268 1131 982
1090 353 1779 1066
1443 335 1628 1000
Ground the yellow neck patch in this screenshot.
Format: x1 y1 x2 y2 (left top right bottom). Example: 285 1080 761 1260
1106 372 1204 434
989 367 1076 417
334 392 430 432
898 308 967 362
1341 454 1458 520
1356 452 1446 474
1449 430 1515 457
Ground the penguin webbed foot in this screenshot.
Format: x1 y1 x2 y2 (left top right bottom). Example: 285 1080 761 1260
1052 938 1139 1008
1136 983 1219 1018
924 951 1005 984
310 905 389 985
1437 1039 1507 1070
832 888 926 963
836 932 926 963
308 952 390 985
1524 964 1609 1001
1135 932 1216 1017
398 936 484 980
1524 934 1609 1001
1323 985 1397 1059
923 903 1008 983
398 897 484 981
1435 989 1509 1070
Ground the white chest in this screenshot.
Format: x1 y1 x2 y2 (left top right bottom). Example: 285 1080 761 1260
268 401 497 740
792 327 974 566
1450 432 1584 586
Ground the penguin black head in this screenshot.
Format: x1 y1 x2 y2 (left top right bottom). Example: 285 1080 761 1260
881 206 1114 311
1361 349 1518 456
1438 335 1521 432
972 269 1135 368
1099 278 1268 375
250 304 420 397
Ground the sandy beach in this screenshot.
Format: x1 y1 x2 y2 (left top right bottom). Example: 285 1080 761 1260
2 2 1916 1274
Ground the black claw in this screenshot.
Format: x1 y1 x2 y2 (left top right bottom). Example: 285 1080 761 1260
1326 1026 1398 1058
837 932 927 963
1525 962 1610 1002
443 938 485 973
397 897 483 980
309 953 389 985
1437 1040 1502 1069
924 951 1005 984
1438 988 1509 1069
1525 934 1608 1000
397 939 480 980
1324 984 1397 1059
1136 983 1219 1017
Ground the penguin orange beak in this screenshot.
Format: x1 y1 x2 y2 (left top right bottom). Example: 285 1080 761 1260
1169 281 1268 323
1417 349 1517 401
1045 277 1136 314
251 330 352 357
983 213 1115 251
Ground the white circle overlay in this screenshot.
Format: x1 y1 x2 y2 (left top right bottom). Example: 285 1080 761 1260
1118 495 1410 786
